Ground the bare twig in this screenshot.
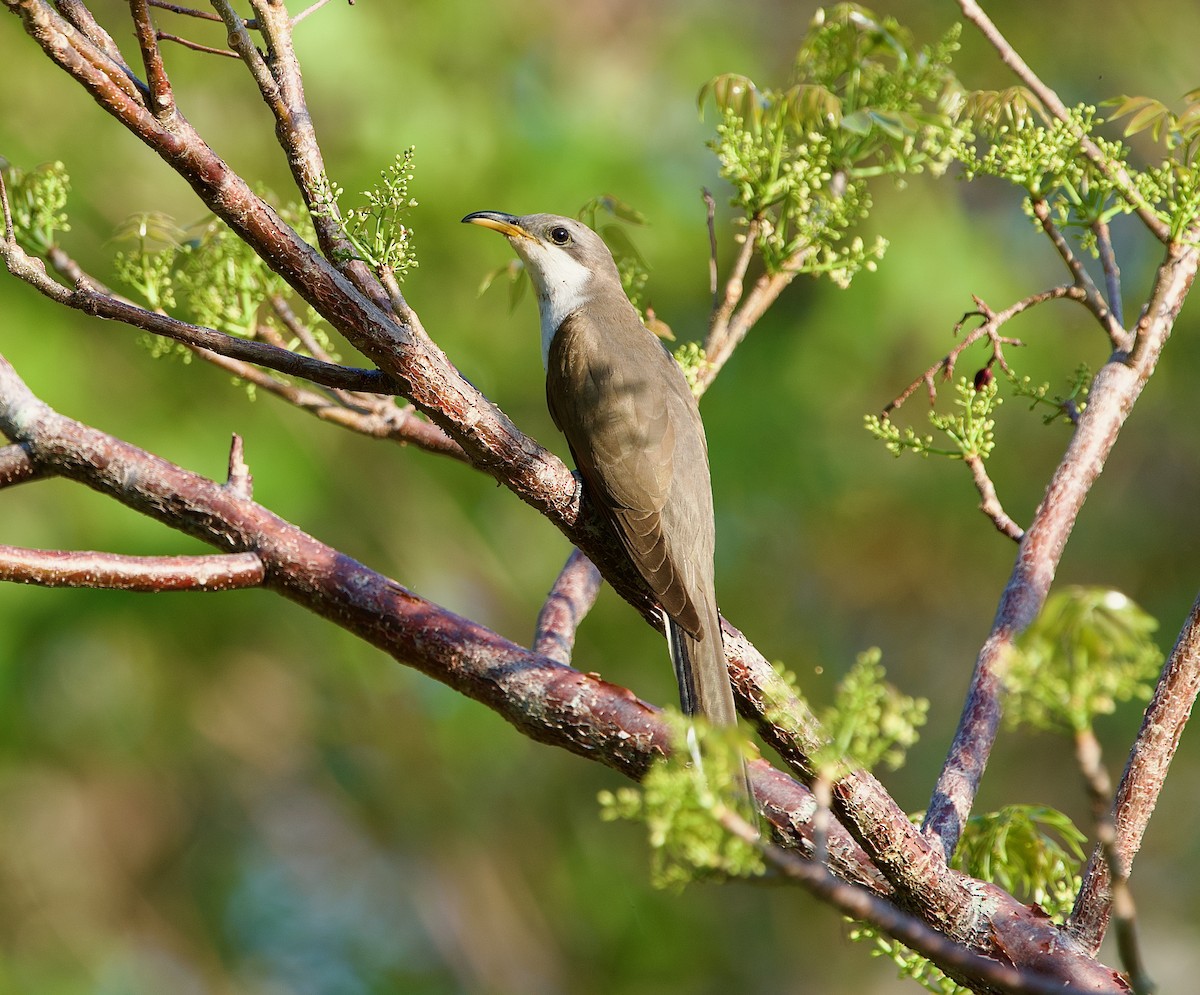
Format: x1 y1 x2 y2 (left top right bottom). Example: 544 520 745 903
533 548 603 665
1030 198 1129 350
226 433 253 498
965 452 1024 541
130 0 175 118
702 187 719 309
292 0 343 25
883 289 1063 417
1070 591 1200 952
0 545 265 591
149 1 223 21
1092 219 1124 328
156 32 238 57
956 0 1170 243
194 347 465 459
924 239 1200 857
0 195 396 393
224 0 396 316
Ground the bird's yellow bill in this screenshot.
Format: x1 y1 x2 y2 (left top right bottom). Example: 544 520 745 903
462 211 529 239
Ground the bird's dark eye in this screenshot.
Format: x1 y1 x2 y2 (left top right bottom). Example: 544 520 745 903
549 226 571 245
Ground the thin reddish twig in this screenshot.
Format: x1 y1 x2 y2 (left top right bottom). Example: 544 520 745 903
0 545 265 591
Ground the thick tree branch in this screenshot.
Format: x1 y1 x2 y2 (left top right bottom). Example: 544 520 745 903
0 346 1134 990
722 808 1127 995
1070 590 1200 952
924 237 1199 857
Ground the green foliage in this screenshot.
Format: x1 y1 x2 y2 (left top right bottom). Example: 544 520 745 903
850 805 1086 993
954 93 1200 244
955 805 1086 918
848 912 966 995
1105 87 1200 163
761 650 927 777
1008 363 1091 425
112 207 337 367
954 103 1151 238
1005 587 1162 736
598 716 763 891
2 159 71 255
864 377 999 460
673 340 712 395
700 4 964 280
342 147 419 282
817 648 928 773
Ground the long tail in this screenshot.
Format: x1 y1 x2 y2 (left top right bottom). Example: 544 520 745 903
665 608 755 808
665 610 738 727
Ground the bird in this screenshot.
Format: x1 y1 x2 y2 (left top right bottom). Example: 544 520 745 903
462 211 739 732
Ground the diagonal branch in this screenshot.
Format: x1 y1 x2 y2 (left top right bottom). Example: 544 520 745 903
965 452 1024 541
218 0 397 316
956 0 1170 243
1069 590 1200 952
130 0 175 118
923 237 1200 858
0 203 396 393
721 807 1125 995
1030 197 1129 350
0 346 1135 990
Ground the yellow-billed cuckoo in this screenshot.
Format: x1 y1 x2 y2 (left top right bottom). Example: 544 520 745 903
463 211 738 729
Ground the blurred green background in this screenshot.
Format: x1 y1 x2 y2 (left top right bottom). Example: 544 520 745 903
2 1 1199 992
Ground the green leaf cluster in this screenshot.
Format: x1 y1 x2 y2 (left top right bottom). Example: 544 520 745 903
700 4 964 280
850 805 1085 994
762 650 927 776
1005 587 1162 735
816 647 928 774
864 376 999 460
598 717 763 891
954 96 1200 243
112 207 336 367
1008 363 1091 425
2 159 71 255
342 147 419 281
673 340 711 396
955 805 1086 918
1106 89 1200 163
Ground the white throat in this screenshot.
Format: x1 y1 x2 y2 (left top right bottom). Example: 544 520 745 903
516 243 594 368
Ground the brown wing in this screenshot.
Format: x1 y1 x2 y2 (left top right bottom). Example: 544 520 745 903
546 304 714 638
